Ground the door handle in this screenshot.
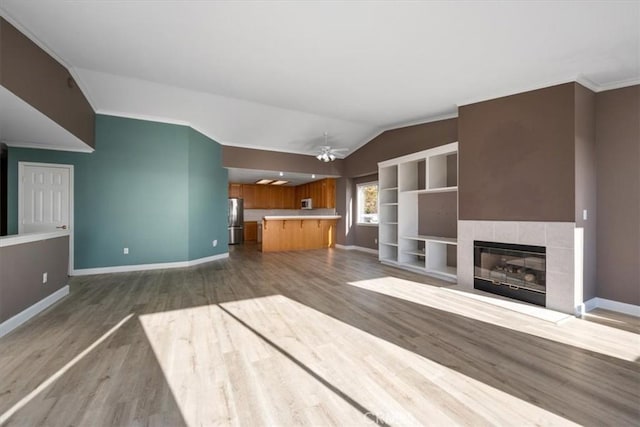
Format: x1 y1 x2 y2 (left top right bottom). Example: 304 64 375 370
56 225 67 230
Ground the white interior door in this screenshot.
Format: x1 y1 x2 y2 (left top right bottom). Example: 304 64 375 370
19 163 72 234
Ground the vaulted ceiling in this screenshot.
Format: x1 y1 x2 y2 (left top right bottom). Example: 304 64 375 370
1 1 638 156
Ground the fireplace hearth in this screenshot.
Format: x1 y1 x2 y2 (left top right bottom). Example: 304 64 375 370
474 241 546 306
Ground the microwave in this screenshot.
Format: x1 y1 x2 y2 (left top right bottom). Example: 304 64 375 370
301 198 313 210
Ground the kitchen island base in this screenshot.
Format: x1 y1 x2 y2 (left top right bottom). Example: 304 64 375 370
261 216 340 252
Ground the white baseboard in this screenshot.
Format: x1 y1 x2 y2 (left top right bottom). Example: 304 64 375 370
583 297 640 317
71 252 229 276
0 285 70 338
335 244 379 255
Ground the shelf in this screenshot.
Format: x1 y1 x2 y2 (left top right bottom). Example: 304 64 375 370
378 142 458 280
401 235 457 244
428 266 457 280
402 250 425 256
424 186 457 193
399 260 426 270
401 186 458 195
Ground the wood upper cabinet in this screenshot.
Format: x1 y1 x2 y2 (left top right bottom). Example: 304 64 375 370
323 178 336 209
228 183 242 198
228 179 335 209
254 184 270 208
296 183 310 201
306 178 336 209
241 184 256 208
283 186 296 209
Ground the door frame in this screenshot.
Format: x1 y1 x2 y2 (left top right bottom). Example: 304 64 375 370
18 162 75 274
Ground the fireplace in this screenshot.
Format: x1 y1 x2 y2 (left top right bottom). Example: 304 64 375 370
474 241 546 306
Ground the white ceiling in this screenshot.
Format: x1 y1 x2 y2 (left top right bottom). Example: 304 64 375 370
0 86 92 152
1 1 638 156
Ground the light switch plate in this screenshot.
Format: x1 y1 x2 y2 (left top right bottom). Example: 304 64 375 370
583 209 588 220
123 247 129 254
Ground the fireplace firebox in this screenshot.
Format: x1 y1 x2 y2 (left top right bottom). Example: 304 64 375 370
474 241 546 306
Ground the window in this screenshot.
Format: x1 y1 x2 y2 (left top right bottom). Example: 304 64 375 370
357 182 378 225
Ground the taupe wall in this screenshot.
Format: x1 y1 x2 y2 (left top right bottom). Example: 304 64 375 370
0 236 69 323
595 85 640 305
0 18 95 148
222 145 345 176
345 118 458 177
352 174 379 249
458 83 576 221
335 177 353 246
574 84 597 301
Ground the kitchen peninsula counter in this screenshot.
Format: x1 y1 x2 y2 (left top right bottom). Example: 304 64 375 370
261 215 341 252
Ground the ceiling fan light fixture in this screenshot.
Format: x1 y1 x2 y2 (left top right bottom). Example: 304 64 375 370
315 132 338 162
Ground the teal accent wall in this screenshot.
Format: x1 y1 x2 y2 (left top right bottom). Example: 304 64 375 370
188 128 228 260
8 115 228 269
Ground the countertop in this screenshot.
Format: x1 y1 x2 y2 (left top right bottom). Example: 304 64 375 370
0 230 71 248
263 215 342 220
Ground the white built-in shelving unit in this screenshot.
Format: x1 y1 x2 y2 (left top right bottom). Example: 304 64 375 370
378 142 458 281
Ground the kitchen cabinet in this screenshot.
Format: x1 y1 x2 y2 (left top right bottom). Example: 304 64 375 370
261 216 340 252
241 184 256 209
306 178 336 209
228 178 335 209
228 183 242 198
244 221 258 241
283 186 296 209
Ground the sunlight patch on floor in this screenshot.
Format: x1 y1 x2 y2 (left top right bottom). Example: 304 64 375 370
140 295 576 426
346 277 640 362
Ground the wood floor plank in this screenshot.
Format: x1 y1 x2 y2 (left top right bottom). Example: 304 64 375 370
0 244 638 426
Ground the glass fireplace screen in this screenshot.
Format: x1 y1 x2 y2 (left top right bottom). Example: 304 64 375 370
474 241 546 305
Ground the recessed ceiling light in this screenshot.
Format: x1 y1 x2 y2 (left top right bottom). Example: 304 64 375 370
256 179 274 185
271 180 289 185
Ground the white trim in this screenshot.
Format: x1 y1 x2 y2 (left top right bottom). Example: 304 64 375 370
0 285 69 338
586 77 640 93
70 252 229 276
583 297 640 317
0 230 69 247
335 244 379 255
457 77 640 108
4 140 94 153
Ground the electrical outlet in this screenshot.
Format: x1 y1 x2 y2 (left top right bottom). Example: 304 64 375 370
213 240 218 247
123 247 129 255
374 237 378 244
42 272 48 284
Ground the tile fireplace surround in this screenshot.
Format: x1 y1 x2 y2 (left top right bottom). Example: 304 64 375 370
457 221 582 315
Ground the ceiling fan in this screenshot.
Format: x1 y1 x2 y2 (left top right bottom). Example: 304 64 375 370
315 133 348 162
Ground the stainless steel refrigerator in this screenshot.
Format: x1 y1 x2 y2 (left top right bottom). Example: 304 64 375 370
228 198 244 245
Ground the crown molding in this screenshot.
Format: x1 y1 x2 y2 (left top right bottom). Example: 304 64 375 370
3 140 94 153
458 75 640 108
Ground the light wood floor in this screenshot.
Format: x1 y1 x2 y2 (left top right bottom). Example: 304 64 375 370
1 244 638 426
